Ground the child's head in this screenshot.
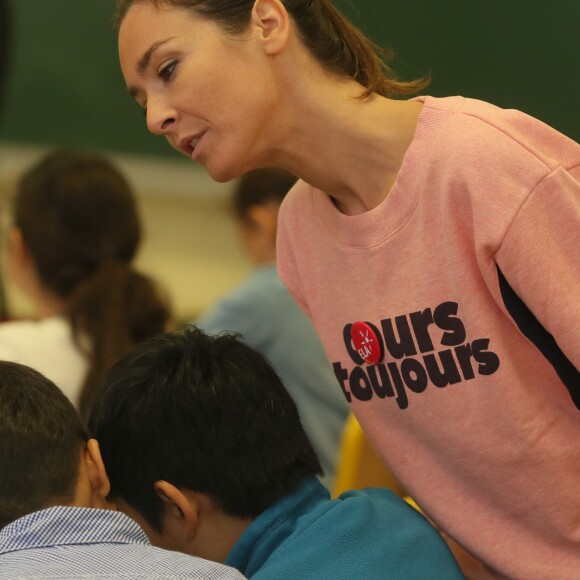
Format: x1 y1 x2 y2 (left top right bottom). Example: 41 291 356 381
89 327 322 554
232 168 296 265
10 148 171 418
0 361 108 530
12 148 140 300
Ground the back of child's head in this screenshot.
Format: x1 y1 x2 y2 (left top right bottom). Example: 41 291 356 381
232 168 297 223
15 148 140 297
89 327 322 531
0 361 88 530
14 148 171 418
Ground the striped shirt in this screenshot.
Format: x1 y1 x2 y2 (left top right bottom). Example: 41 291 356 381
0 506 246 579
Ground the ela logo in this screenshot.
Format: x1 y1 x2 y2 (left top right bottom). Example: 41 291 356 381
350 321 383 365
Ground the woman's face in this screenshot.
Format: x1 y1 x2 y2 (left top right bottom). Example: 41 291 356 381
118 2 281 182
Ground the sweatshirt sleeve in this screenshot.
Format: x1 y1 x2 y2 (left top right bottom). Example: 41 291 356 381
494 164 580 371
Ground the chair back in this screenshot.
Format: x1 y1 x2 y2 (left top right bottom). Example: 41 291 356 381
332 413 407 498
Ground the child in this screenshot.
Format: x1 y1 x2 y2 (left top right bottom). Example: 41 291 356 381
0 360 244 579
89 327 463 579
196 168 349 488
0 148 170 418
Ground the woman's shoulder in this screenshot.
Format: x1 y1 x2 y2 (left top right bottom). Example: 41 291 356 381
0 315 69 336
279 178 312 208
424 95 580 171
0 316 86 405
277 179 317 230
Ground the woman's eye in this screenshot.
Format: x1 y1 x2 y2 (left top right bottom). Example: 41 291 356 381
158 61 176 82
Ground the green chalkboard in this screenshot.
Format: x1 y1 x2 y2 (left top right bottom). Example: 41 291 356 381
335 0 579 142
0 0 169 156
1 0 578 159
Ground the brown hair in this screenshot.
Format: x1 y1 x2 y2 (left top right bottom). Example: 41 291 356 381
115 0 428 98
232 168 297 221
0 361 89 529
14 149 171 419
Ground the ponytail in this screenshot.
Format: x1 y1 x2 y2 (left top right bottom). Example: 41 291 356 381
287 0 428 98
69 261 170 419
14 148 171 420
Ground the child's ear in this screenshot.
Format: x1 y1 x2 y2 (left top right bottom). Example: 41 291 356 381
154 480 201 542
85 439 111 503
245 204 279 238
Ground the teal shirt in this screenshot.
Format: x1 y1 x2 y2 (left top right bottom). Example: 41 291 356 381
225 478 463 579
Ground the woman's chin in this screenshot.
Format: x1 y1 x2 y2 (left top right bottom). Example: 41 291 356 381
205 160 245 184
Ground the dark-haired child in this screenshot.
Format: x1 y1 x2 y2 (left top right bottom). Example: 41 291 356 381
90 327 462 579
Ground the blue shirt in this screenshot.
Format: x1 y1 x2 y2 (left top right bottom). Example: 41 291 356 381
196 265 350 488
0 506 246 579
225 477 463 579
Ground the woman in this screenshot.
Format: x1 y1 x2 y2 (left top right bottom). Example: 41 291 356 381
114 1 580 577
0 148 170 418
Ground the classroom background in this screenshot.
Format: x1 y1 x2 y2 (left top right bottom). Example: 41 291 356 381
1 0 578 323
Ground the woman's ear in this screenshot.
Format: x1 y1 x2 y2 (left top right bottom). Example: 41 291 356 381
154 480 201 543
6 225 44 301
7 226 29 276
250 0 290 55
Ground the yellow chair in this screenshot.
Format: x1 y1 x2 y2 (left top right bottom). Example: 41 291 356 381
332 414 407 498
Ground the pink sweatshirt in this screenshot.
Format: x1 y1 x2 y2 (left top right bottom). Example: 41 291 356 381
277 96 580 578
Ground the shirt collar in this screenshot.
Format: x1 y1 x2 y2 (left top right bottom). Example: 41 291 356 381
225 477 327 575
0 506 149 555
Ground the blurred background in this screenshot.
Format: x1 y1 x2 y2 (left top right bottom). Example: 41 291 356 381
1 0 578 323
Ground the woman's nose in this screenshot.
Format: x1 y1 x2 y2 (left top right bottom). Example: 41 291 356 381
145 98 176 136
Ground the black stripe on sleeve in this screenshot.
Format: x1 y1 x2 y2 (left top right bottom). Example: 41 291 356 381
497 266 579 410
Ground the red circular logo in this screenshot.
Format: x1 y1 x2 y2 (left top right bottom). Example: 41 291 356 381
350 322 383 365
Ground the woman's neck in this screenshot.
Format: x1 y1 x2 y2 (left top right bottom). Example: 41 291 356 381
35 295 67 318
24 279 67 318
268 75 424 215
